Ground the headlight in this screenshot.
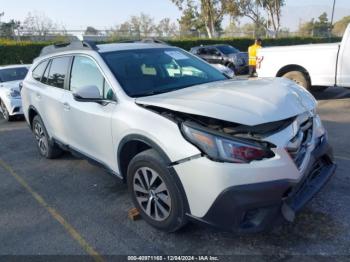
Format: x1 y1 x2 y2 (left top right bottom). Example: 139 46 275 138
182 123 274 163
6 89 21 98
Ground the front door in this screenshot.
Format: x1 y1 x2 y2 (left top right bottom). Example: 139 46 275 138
62 55 117 169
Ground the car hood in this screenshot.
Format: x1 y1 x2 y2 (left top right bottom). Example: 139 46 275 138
136 78 316 126
0 80 21 91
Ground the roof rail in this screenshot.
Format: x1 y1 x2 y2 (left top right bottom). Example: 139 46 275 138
40 41 99 57
116 38 170 45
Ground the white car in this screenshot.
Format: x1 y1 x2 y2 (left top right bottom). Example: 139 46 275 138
0 65 30 121
21 42 336 233
257 24 350 92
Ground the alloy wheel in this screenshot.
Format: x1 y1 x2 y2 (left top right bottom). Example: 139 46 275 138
34 121 48 155
133 167 172 221
0 102 9 120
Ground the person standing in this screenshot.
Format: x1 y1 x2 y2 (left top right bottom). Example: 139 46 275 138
248 38 262 77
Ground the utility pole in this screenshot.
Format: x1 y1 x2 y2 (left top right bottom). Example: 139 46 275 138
329 0 336 37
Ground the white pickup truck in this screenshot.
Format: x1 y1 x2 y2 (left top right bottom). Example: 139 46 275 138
257 24 350 92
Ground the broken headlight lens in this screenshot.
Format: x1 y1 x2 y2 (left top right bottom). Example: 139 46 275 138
182 123 274 163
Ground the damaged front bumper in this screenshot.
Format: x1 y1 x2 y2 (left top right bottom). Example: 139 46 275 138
186 135 336 233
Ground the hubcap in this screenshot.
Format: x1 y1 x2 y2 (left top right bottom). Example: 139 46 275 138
34 122 47 155
133 167 171 221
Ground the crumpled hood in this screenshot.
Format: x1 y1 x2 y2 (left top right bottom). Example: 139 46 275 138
136 78 316 126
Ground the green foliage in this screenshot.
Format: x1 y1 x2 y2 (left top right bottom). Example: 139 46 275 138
0 40 48 65
0 37 341 66
168 36 341 51
332 16 350 37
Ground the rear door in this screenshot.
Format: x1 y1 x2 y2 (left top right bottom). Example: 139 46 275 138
62 55 117 168
37 56 72 143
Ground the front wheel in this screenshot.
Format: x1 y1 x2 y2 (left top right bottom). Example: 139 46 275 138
127 149 187 232
283 71 311 91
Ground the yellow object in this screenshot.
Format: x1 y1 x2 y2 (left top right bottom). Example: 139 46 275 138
248 44 262 66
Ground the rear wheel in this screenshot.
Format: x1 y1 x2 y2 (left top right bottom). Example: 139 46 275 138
32 115 63 159
0 100 12 121
283 71 311 91
127 149 187 232
310 86 328 92
227 63 236 74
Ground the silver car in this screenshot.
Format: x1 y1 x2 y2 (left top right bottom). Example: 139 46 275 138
0 65 30 121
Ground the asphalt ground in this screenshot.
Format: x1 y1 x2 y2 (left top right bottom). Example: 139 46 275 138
0 86 350 261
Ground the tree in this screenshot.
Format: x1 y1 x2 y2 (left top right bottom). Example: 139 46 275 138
177 2 202 36
332 15 350 36
0 19 20 38
22 12 58 38
139 13 155 37
171 0 231 38
260 0 285 37
231 0 265 37
155 18 178 38
313 12 330 37
129 13 155 37
84 26 99 35
298 19 315 36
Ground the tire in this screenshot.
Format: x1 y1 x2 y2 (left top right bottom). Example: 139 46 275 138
310 86 328 92
32 115 63 159
127 149 187 232
283 71 311 90
0 100 13 121
227 63 237 74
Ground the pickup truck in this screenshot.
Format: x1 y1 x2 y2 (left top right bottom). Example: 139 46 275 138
257 24 350 92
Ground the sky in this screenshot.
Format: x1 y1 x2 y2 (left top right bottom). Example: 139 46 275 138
1 0 349 31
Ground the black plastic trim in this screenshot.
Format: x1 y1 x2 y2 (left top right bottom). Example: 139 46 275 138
190 136 336 233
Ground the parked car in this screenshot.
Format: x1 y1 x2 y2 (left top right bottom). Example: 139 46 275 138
190 44 248 75
21 41 336 233
257 24 350 92
211 64 235 78
0 65 30 121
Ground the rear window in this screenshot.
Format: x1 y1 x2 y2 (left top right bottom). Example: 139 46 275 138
47 57 71 88
0 67 28 82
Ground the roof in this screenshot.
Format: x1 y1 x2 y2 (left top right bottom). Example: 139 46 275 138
0 64 31 70
39 40 172 57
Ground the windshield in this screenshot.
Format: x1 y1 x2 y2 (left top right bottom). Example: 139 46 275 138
216 45 240 55
101 48 227 97
0 67 28 83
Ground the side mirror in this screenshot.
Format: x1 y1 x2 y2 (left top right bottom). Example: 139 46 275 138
73 85 102 102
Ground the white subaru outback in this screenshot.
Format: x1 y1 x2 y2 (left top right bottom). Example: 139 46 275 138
21 41 336 233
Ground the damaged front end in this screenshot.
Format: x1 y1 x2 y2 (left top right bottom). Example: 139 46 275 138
140 105 296 164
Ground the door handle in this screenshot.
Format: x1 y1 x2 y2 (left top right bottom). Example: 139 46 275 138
63 102 70 111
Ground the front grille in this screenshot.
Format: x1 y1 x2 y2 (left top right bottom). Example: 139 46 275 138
287 117 313 169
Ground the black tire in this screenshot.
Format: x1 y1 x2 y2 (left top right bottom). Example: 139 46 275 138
127 149 187 232
310 86 328 92
32 115 63 159
227 63 237 74
283 71 311 90
0 100 13 121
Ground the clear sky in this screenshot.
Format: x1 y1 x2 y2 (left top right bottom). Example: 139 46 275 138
1 0 349 30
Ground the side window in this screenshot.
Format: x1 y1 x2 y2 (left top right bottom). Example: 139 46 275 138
70 56 114 100
47 57 71 89
32 60 48 82
41 60 51 84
